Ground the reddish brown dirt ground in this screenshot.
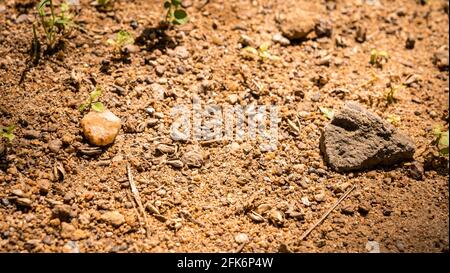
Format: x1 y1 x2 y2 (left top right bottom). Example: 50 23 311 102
0 0 448 252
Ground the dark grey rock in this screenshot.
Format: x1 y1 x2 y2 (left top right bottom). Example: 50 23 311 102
320 102 415 172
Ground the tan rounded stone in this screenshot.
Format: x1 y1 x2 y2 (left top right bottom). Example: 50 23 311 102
81 110 121 146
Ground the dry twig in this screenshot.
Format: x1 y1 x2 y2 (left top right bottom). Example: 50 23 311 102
299 185 356 241
126 190 143 224
235 242 247 253
127 163 151 237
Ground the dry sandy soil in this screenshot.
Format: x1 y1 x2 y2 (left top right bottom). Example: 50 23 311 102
0 0 449 253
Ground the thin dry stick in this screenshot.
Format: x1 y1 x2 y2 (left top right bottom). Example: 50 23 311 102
148 136 164 142
127 163 151 238
287 119 300 135
126 190 143 226
299 185 356 241
235 242 247 253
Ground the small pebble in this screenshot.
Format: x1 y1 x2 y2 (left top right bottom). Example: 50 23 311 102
235 233 249 244
37 179 51 195
48 139 62 153
175 46 190 59
272 33 290 46
130 20 139 29
301 197 311 206
16 198 32 208
101 211 125 227
366 241 380 253
11 189 24 197
52 204 73 222
239 35 255 47
81 110 121 146
23 130 41 139
314 193 326 202
145 106 155 115
227 94 239 104
155 65 165 76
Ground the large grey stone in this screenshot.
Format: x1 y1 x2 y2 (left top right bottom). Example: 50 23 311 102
320 102 415 172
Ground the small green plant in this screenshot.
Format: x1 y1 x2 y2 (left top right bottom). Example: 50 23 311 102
432 125 449 156
242 42 281 62
370 49 389 67
79 87 105 113
97 0 111 7
384 84 403 105
36 0 74 48
319 106 334 120
107 30 135 54
31 24 41 65
163 0 189 26
0 125 15 142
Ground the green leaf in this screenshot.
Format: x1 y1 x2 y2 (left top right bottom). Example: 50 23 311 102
2 132 14 142
319 107 334 120
1 125 15 142
79 103 87 113
90 87 102 101
164 1 171 9
259 42 270 53
55 18 70 28
60 2 70 13
433 125 443 138
370 49 377 65
173 9 188 24
116 30 134 47
171 0 182 6
91 102 105 112
37 0 50 17
438 131 449 155
97 0 110 6
259 50 270 60
378 50 388 58
242 46 258 55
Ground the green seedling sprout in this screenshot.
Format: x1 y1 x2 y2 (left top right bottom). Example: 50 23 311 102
31 24 41 65
97 0 112 7
55 2 73 32
370 49 389 67
163 0 189 26
0 125 15 142
319 106 334 120
242 42 281 62
432 125 449 156
107 30 135 54
79 87 105 113
385 84 404 105
36 0 74 48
